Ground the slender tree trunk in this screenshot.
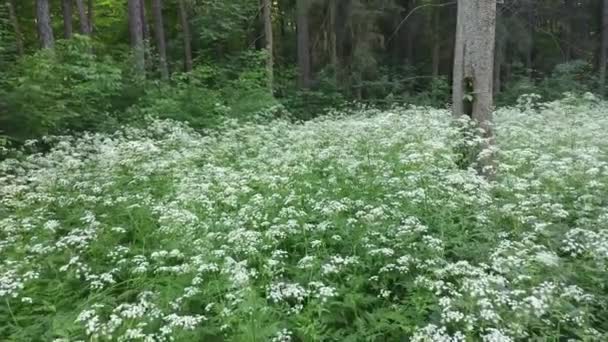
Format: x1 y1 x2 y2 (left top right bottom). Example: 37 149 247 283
61 0 73 39
140 0 149 42
405 0 418 65
526 2 534 78
431 3 441 77
36 0 54 49
6 0 23 56
600 0 608 86
452 0 497 175
177 0 193 72
151 0 169 80
128 0 145 75
494 41 503 96
564 0 574 61
262 0 274 91
296 0 311 89
87 0 93 34
329 0 338 77
75 0 91 35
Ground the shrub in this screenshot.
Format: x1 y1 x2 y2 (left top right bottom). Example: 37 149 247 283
0 36 127 141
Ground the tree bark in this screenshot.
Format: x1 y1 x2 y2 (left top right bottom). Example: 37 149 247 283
431 3 440 77
151 0 169 80
36 0 55 49
6 0 23 56
564 0 574 61
140 0 149 42
177 0 193 72
128 0 145 75
329 0 338 76
87 0 93 34
262 0 274 91
61 0 73 39
296 0 311 89
600 0 608 86
526 1 534 79
494 40 503 96
452 0 497 175
75 0 91 35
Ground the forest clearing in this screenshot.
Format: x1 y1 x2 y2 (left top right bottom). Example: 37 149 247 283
2 95 608 340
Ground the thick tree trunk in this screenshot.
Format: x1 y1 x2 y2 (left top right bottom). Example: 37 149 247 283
178 0 193 72
296 0 311 89
152 0 169 80
600 0 608 86
6 0 23 56
61 0 73 39
262 0 274 91
36 0 55 49
128 0 145 75
75 0 91 35
452 0 497 175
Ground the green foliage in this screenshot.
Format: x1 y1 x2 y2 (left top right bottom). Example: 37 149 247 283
498 60 596 106
1 97 608 340
134 51 279 129
0 36 128 141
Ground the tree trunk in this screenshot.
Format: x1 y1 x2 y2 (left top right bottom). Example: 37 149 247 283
75 0 91 35
140 0 149 42
329 0 338 77
452 0 497 175
564 0 574 61
61 0 73 39
296 0 311 89
600 0 608 86
151 0 169 80
405 0 418 65
494 41 502 96
177 0 193 72
6 0 23 56
87 0 93 34
36 0 54 49
526 2 534 79
431 3 440 77
128 0 145 75
262 0 274 91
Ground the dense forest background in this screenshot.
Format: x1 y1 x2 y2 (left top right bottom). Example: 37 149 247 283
0 0 606 144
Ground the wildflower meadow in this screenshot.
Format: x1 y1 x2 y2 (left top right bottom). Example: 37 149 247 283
1 94 608 341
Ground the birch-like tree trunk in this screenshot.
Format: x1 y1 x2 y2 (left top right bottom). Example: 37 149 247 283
36 0 55 49
177 0 193 72
452 0 497 175
152 0 169 80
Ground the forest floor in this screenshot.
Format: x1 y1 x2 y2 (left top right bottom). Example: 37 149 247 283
1 94 608 341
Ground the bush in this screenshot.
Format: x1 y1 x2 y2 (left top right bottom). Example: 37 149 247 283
133 51 279 129
0 36 128 141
